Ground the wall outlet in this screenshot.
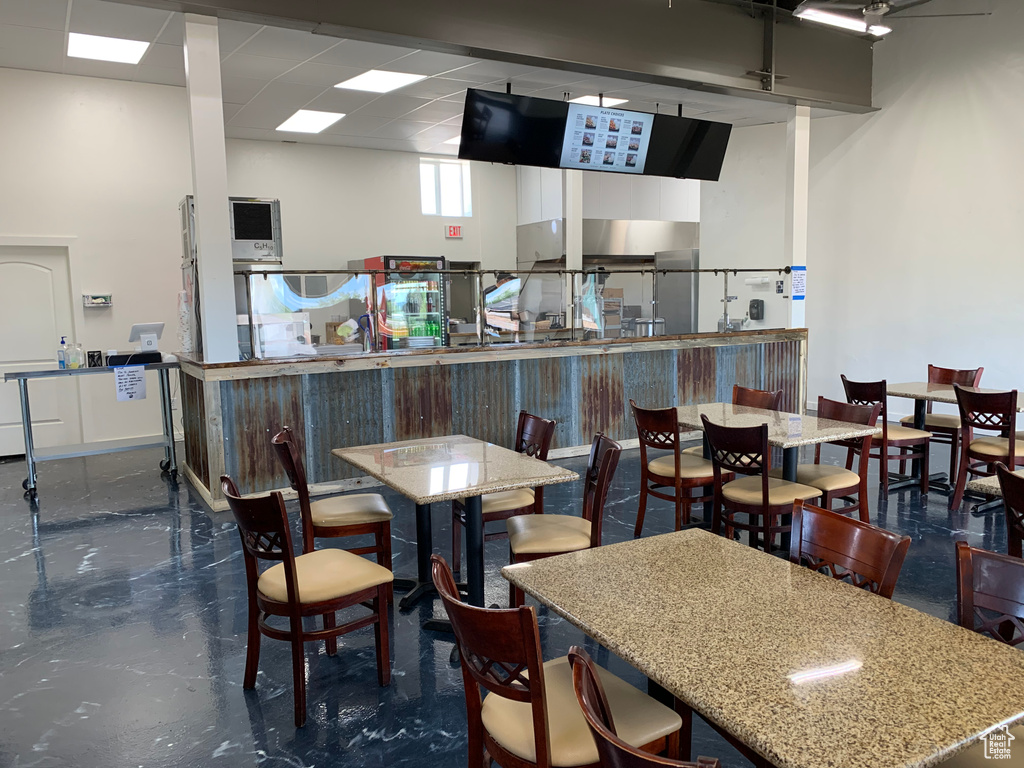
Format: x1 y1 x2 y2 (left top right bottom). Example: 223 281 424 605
171 397 179 411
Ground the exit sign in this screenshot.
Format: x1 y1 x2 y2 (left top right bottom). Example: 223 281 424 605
444 225 463 239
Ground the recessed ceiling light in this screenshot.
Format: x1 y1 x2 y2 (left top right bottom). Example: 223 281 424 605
67 32 150 64
443 136 462 145
335 70 428 93
569 95 629 108
794 8 891 36
276 110 345 134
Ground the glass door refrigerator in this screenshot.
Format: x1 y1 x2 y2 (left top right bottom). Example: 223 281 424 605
362 256 448 350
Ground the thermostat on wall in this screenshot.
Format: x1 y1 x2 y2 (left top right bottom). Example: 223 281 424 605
83 294 113 307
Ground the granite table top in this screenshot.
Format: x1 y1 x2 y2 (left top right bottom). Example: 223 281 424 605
332 434 578 505
888 382 1024 409
503 528 1024 768
675 402 880 449
966 470 1024 498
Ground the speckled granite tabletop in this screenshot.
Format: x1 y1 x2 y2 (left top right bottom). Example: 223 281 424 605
332 434 578 504
966 470 1024 498
675 402 879 449
888 382 1023 409
503 529 1024 768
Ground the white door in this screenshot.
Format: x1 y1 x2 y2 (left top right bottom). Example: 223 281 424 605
0 247 82 456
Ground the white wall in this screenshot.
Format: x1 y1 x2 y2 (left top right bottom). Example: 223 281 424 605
581 173 700 222
699 123 792 334
516 166 564 225
227 141 517 269
0 68 192 444
807 1 1024 417
0 66 519 446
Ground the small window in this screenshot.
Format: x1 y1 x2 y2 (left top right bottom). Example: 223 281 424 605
420 158 472 217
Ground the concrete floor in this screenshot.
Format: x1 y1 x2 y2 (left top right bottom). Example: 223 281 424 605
0 440 1010 767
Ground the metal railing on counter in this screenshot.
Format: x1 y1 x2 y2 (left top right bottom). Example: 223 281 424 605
235 266 793 360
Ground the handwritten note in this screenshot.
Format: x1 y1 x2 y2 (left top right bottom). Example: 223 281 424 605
114 366 146 402
791 266 806 300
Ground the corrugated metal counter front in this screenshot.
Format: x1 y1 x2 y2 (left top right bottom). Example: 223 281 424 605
177 329 807 510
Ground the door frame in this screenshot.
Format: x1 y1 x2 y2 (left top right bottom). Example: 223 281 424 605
0 235 85 446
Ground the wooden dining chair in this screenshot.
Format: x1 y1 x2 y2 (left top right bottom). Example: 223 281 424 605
769 397 881 523
995 463 1024 558
841 375 931 494
702 416 822 552
451 410 556 574
898 365 984 483
221 475 393 727
789 501 911 599
272 427 394 600
631 401 721 537
431 554 683 768
949 387 1022 510
507 434 621 607
682 385 783 458
955 541 1024 648
568 646 720 768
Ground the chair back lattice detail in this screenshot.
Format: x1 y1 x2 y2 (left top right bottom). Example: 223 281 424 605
630 400 680 451
221 476 293 563
516 410 556 460
701 416 767 477
568 646 721 768
840 376 888 414
790 502 911 600
955 386 1018 435
996 463 1024 558
956 541 1024 648
732 385 784 412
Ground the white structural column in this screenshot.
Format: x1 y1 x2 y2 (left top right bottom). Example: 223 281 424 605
563 169 584 329
784 105 810 329
183 14 237 362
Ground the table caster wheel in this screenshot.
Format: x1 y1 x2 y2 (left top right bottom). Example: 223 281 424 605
160 459 171 471
22 478 30 490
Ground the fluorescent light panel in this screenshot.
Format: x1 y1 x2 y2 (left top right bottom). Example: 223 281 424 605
276 109 345 134
336 70 427 93
569 95 628 107
795 8 891 36
67 32 150 64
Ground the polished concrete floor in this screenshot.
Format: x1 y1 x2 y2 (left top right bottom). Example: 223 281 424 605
0 442 1009 768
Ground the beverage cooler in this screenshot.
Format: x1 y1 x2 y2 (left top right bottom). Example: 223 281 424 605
360 256 449 350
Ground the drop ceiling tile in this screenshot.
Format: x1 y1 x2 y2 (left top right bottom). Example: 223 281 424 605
399 77 475 100
0 0 69 31
276 61 363 87
410 124 461 143
135 65 185 87
354 93 432 119
225 126 276 141
452 60 538 82
378 49 473 77
220 52 297 80
223 102 244 122
372 119 435 140
303 88 378 113
156 13 183 45
217 20 265 57
229 82 328 128
63 56 138 82
238 25 337 62
141 42 183 71
220 76 265 104
311 38 415 69
69 0 170 41
404 99 463 123
0 23 64 61
512 67 588 86
322 114 391 136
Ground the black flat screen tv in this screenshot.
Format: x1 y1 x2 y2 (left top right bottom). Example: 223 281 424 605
458 89 732 181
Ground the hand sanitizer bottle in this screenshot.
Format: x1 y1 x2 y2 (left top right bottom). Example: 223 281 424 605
58 336 68 369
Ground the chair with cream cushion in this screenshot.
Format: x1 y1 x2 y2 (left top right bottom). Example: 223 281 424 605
221 476 392 728
631 400 724 537
272 427 395 600
507 434 621 607
955 541 1024 648
702 416 822 552
841 376 931 494
681 385 784 458
451 411 556 574
949 387 1022 509
768 396 881 522
569 646 721 768
431 554 683 768
897 365 983 484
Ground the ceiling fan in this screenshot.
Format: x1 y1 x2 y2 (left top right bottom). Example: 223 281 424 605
793 0 990 32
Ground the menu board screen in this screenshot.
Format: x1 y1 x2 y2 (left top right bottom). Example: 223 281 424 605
559 104 654 174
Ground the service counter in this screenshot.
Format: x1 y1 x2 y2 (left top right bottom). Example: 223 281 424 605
178 328 807 510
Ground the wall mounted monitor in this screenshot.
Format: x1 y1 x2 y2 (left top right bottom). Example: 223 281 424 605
458 89 732 181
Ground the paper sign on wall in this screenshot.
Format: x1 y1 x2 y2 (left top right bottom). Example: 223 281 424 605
790 266 806 301
114 366 147 402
